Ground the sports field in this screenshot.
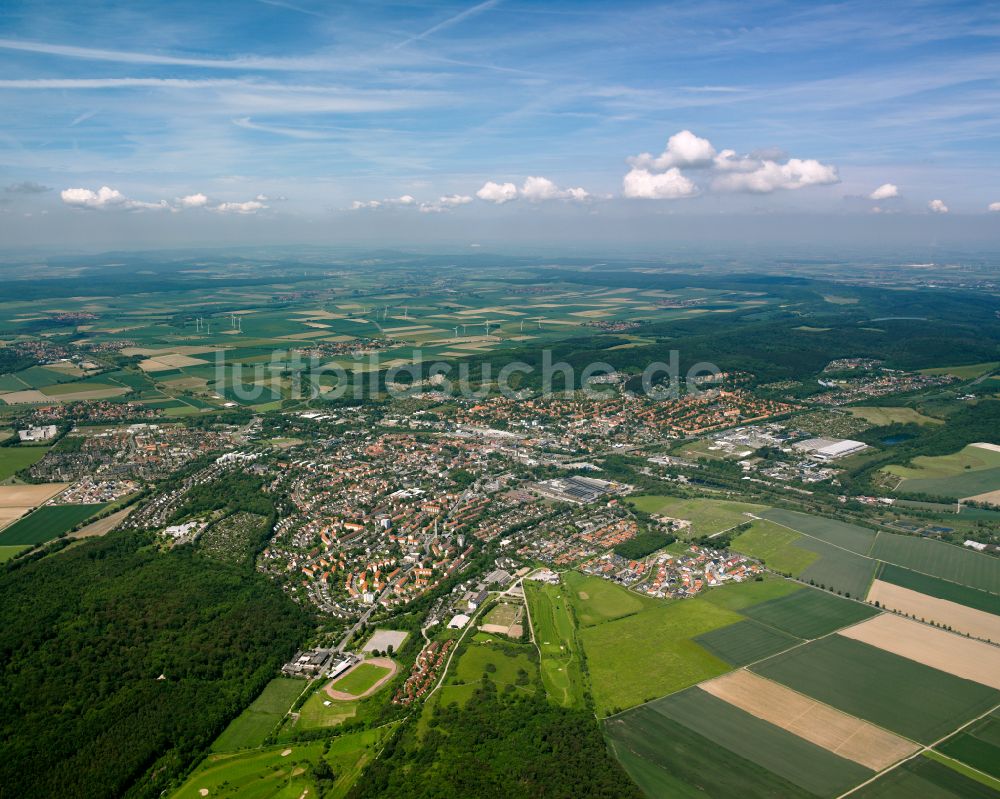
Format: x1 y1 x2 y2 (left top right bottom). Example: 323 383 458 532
628 495 767 536
172 726 391 799
523 580 585 708
693 619 801 666
580 597 739 715
651 687 874 796
0 446 49 480
211 677 305 752
729 520 818 575
0 503 106 545
740 586 879 639
562 571 659 626
329 662 392 697
751 635 1000 743
870 532 1000 593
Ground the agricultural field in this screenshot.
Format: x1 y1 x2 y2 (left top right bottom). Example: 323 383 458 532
638 687 873 797
0 503 106 546
875 563 1000 614
883 444 1000 498
171 726 394 799
869 531 1000 593
0 545 27 562
853 753 1000 798
0 446 49 480
937 710 1000 780
866 580 1000 641
760 508 877 555
921 362 999 380
846 406 944 426
561 570 659 626
730 519 819 575
795 536 878 599
580 596 739 715
629 495 767 536
523 579 585 708
693 619 801 666
211 678 305 752
740 586 879 639
751 635 1000 743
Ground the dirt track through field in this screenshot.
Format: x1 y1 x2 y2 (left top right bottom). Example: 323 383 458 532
838 614 1000 689
866 580 1000 642
700 670 919 771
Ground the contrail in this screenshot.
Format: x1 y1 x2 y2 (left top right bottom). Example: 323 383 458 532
395 0 501 49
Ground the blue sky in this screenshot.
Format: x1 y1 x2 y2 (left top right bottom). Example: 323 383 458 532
1 0 999 248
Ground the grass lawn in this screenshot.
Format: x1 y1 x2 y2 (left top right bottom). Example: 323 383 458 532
730 520 819 576
0 504 106 546
523 579 585 708
698 575 802 612
0 447 49 480
330 662 392 697
628 495 767 536
581 597 739 715
562 571 660 627
211 677 306 752
171 726 393 799
292 690 358 732
751 635 1000 744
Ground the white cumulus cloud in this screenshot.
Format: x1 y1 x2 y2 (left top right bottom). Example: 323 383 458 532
178 192 209 208
215 200 266 214
439 194 472 207
928 199 949 214
629 130 716 171
711 158 839 194
60 185 168 211
622 167 698 199
988 202 1000 212
869 183 900 201
476 181 518 204
520 176 589 202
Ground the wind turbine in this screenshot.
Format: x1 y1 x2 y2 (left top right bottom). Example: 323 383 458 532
462 324 467 335
519 320 524 332
454 326 459 337
484 320 491 337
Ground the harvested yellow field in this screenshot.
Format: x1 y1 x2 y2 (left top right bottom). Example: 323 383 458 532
569 309 613 318
0 390 49 404
0 484 69 506
0 507 31 528
138 353 208 371
839 613 1000 689
68 507 134 539
964 489 1000 507
865 580 1000 642
700 670 918 771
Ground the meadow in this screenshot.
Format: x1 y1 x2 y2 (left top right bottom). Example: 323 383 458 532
561 571 660 626
0 503 106 546
730 519 818 575
628 495 767 536
0 446 49 480
523 579 585 708
211 677 305 752
847 406 944 426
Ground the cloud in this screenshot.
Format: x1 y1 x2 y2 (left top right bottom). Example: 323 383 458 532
870 183 900 200
5 181 51 194
520 176 589 202
350 195 418 210
60 185 168 211
215 200 267 214
476 181 518 204
928 199 949 214
989 202 1000 212
711 158 839 194
351 200 382 210
439 194 473 207
178 193 209 208
622 167 698 199
629 130 716 171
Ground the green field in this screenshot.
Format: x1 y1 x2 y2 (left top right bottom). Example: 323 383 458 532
652 688 873 797
893 468 1000 499
751 635 1000 743
876 563 1000 614
432 639 537 712
853 752 999 798
172 727 392 799
870 532 1000 594
0 545 28 562
698 576 803 611
921 362 999 379
628 495 767 536
330 662 392 697
796 536 878 599
0 504 106 546
741 586 880 639
562 571 659 626
580 597 739 715
0 446 49 480
885 445 1000 480
291 689 358 732
760 508 877 555
211 678 305 752
523 580 585 708
936 711 1000 780
847 406 944 426
693 619 801 666
730 520 819 575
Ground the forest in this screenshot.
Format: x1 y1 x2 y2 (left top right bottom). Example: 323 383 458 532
0 530 310 798
349 682 641 799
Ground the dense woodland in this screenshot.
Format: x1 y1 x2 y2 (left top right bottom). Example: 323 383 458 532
350 683 642 799
0 530 310 798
